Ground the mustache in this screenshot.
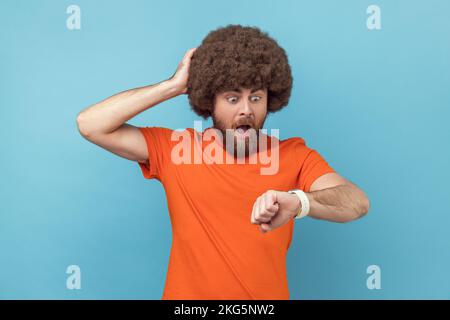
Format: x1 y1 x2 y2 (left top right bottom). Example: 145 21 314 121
233 119 256 129
211 114 267 132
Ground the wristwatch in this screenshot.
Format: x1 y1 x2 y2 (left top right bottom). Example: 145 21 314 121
288 189 310 219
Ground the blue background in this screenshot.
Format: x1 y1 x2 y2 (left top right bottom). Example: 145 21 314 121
1 0 449 299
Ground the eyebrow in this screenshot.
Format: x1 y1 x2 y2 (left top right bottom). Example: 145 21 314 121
226 88 264 94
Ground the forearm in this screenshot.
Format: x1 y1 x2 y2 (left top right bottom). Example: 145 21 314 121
76 79 180 136
306 182 370 223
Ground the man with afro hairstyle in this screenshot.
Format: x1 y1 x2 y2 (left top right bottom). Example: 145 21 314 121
77 24 370 300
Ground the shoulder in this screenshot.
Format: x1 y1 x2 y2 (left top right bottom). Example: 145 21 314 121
279 136 319 161
140 126 191 140
141 126 174 133
138 126 176 147
280 136 308 151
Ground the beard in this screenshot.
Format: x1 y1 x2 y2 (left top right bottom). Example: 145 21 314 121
211 114 267 158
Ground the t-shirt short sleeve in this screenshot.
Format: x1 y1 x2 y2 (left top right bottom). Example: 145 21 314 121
137 126 173 181
297 148 335 193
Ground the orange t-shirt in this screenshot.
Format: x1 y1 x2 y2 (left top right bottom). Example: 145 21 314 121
137 126 335 300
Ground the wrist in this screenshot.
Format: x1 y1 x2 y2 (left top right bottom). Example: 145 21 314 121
289 192 302 220
162 79 184 97
288 189 310 220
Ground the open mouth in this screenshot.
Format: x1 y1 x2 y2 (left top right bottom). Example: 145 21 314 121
236 125 251 133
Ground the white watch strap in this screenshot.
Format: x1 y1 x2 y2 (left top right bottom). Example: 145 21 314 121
288 189 310 219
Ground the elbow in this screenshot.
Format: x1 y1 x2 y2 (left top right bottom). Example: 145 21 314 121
361 196 370 216
351 194 370 222
358 189 371 217
340 194 370 223
76 112 91 138
352 186 371 221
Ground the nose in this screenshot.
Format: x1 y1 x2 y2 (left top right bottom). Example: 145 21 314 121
238 99 254 117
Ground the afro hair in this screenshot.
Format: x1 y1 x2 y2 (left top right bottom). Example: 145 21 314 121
187 24 293 119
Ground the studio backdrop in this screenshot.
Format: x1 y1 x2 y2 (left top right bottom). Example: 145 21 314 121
1 0 449 299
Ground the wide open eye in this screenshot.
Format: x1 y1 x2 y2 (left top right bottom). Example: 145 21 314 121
227 96 238 103
250 96 261 102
